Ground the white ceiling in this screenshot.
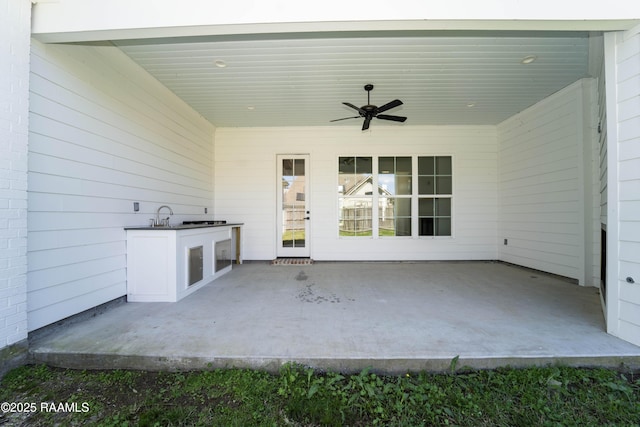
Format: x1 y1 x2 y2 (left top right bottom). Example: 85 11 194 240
114 31 591 128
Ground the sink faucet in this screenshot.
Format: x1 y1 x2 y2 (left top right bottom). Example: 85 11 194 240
155 205 174 226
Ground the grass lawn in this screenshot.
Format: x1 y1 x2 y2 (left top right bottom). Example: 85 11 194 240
0 362 638 426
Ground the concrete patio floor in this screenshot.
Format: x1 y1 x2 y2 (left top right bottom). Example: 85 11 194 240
29 261 640 374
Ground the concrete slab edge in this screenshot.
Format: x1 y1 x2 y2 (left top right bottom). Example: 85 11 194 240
0 339 29 380
29 352 640 375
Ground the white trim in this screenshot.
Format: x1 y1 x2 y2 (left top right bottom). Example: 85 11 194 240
276 154 311 258
623 22 640 39
603 31 620 335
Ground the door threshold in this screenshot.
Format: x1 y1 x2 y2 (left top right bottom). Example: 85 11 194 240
271 258 314 265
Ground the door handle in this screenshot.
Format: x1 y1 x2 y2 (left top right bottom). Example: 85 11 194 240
305 217 310 220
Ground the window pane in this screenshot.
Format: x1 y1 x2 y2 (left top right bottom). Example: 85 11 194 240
435 198 451 216
435 176 452 194
418 176 434 195
338 174 353 192
339 197 372 236
282 208 305 247
282 159 293 176
379 157 394 174
356 157 372 174
436 156 452 174
379 219 394 236
379 173 395 195
418 156 435 174
419 218 434 236
395 198 411 216
379 198 411 236
396 176 412 195
419 198 434 216
339 157 355 174
396 157 412 174
294 159 305 176
396 218 411 236
435 218 451 236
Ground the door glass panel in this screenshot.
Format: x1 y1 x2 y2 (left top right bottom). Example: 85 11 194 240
282 158 306 248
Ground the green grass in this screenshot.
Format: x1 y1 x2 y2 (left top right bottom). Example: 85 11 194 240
1 363 638 426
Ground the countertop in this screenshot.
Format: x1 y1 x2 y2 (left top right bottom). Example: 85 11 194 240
124 223 243 231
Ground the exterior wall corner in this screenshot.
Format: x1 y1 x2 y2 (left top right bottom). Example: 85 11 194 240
0 0 31 353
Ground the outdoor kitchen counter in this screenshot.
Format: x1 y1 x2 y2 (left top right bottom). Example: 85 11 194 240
124 222 243 230
125 223 243 302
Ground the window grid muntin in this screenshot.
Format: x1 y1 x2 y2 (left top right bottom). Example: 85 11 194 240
339 157 373 237
418 156 452 237
338 155 452 238
379 156 412 237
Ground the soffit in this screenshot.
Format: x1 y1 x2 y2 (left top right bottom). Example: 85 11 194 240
115 31 591 127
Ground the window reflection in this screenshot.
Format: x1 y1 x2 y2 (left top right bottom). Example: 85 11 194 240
339 156 373 236
418 156 452 236
379 157 412 236
282 158 306 247
338 155 452 238
339 197 373 236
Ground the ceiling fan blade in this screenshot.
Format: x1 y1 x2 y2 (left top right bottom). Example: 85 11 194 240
330 116 360 122
376 99 403 114
362 116 372 131
343 102 365 115
376 114 407 122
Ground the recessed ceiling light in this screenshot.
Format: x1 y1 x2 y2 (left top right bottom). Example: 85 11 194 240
214 60 227 68
247 106 255 110
466 102 476 108
521 55 537 64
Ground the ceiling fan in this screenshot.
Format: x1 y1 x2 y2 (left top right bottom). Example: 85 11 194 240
331 84 407 131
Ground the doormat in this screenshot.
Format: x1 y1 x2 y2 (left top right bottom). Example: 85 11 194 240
271 258 314 265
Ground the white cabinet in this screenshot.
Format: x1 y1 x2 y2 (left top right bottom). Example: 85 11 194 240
126 226 238 302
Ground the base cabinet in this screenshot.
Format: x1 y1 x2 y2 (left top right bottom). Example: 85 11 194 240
126 226 236 302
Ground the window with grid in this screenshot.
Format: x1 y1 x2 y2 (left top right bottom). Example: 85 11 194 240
338 156 373 237
378 156 412 236
418 156 452 236
338 155 452 238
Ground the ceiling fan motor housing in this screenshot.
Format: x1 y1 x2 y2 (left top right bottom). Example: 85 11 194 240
330 83 406 130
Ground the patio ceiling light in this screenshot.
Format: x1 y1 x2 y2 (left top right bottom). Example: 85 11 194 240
521 55 537 64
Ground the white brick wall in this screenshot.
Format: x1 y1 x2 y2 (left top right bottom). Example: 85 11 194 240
0 0 31 348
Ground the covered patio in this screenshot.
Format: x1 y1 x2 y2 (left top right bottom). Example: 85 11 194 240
29 262 640 374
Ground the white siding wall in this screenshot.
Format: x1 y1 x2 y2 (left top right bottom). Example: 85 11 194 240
497 79 598 284
0 0 30 349
28 40 215 331
214 126 497 261
592 37 609 228
582 77 602 289
605 28 640 346
590 35 608 307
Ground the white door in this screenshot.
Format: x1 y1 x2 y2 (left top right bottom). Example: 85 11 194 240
277 155 310 257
